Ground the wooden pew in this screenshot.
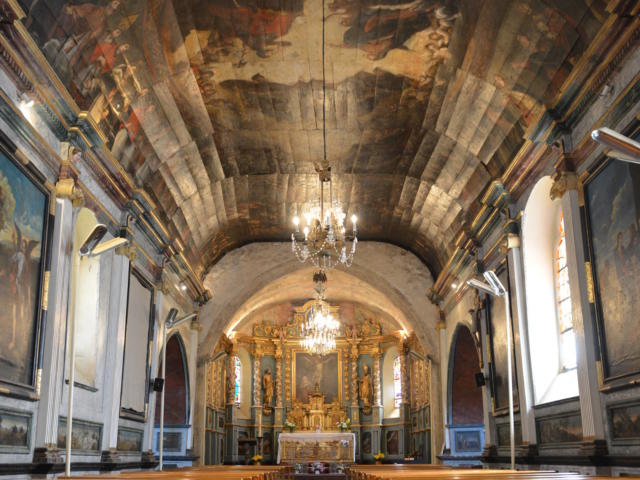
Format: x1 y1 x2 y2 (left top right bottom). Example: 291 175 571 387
62 465 288 480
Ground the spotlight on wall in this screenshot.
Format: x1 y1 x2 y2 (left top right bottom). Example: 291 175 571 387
78 224 129 257
591 128 640 164
474 372 486 388
180 283 187 292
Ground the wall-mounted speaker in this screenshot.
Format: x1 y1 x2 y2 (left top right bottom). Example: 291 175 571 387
474 372 486 387
152 377 164 392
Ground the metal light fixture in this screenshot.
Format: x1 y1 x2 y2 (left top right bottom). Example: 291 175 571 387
66 224 129 477
591 127 640 164
466 270 514 470
290 0 358 270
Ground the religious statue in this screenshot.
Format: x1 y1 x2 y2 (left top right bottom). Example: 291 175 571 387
262 368 274 414
359 364 372 414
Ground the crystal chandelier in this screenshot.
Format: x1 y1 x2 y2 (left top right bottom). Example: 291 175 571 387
301 270 340 356
290 0 358 270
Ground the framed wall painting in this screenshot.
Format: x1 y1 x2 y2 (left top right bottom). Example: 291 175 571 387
583 156 640 384
292 350 342 404
607 401 640 445
57 417 102 453
0 140 51 399
535 412 582 446
120 268 155 421
0 408 31 452
117 427 143 452
486 262 520 414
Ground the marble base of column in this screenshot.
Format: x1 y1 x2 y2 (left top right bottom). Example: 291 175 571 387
33 445 63 464
141 449 157 464
516 442 538 458
481 444 497 459
579 439 608 457
101 448 121 464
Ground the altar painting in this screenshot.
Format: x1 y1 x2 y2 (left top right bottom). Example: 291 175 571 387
293 351 341 404
0 151 48 389
584 158 640 382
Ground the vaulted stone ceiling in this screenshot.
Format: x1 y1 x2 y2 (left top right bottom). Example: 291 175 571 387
20 0 607 275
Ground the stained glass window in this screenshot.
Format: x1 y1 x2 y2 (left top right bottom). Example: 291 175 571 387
555 214 576 371
233 356 241 404
393 356 402 408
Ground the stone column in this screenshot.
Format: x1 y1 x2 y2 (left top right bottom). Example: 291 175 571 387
32 194 75 464
551 169 607 456
505 228 538 456
100 248 131 464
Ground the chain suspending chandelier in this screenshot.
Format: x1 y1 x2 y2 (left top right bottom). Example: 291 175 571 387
290 0 358 270
300 270 340 356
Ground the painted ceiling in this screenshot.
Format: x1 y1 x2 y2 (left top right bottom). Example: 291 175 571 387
20 0 607 275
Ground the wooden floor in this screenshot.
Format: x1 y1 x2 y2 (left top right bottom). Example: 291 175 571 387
40 464 640 480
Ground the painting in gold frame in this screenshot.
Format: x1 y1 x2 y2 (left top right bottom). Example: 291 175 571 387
292 350 342 404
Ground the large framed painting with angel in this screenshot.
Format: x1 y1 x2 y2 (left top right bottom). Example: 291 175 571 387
0 148 49 392
584 156 640 383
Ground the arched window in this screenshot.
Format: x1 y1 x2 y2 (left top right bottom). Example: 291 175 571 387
233 356 242 404
555 214 576 371
393 356 402 408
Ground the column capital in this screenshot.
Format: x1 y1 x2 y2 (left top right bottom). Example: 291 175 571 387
115 244 137 262
55 177 84 208
435 308 446 331
550 170 579 200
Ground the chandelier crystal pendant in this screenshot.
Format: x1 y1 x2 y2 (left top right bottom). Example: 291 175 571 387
290 0 358 270
301 270 340 356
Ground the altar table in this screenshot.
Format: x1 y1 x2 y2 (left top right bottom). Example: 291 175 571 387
277 432 356 464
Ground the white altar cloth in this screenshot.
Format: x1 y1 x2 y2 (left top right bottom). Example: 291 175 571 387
277 432 356 464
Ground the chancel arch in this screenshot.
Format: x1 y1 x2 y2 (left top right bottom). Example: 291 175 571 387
197 242 441 464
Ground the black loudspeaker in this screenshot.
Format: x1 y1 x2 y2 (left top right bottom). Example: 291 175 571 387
152 378 164 392
474 372 486 387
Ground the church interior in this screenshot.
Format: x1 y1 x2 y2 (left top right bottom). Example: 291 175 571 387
0 0 639 479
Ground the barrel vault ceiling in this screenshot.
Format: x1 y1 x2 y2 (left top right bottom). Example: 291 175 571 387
19 0 607 276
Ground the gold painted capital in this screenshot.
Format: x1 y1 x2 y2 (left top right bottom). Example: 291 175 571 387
55 178 84 208
550 171 578 200
190 320 202 332
435 319 446 331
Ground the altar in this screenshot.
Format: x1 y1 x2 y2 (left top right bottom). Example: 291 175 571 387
277 432 356 464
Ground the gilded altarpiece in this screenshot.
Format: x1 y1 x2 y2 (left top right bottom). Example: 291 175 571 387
205 302 432 464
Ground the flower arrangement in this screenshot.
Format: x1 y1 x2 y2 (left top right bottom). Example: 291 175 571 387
251 454 263 464
373 452 385 463
284 420 296 432
336 418 351 431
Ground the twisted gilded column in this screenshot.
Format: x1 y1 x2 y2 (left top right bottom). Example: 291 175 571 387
350 344 359 407
253 347 263 407
226 347 237 405
373 352 382 407
400 342 410 405
275 346 283 408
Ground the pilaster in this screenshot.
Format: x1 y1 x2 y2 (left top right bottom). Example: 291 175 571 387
100 250 130 463
32 197 73 464
142 291 163 461
436 310 449 452
478 298 496 457
552 168 607 456
186 319 201 451
505 228 538 456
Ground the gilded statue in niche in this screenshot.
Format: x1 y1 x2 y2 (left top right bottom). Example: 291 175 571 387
262 368 273 415
359 364 373 415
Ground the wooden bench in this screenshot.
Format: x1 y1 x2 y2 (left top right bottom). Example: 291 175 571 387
62 465 289 480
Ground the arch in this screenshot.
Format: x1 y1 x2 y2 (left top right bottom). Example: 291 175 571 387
155 333 189 425
447 325 483 426
522 177 578 405
447 324 484 457
382 345 401 419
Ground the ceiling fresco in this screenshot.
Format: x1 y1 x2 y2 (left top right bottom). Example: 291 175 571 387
19 0 607 275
